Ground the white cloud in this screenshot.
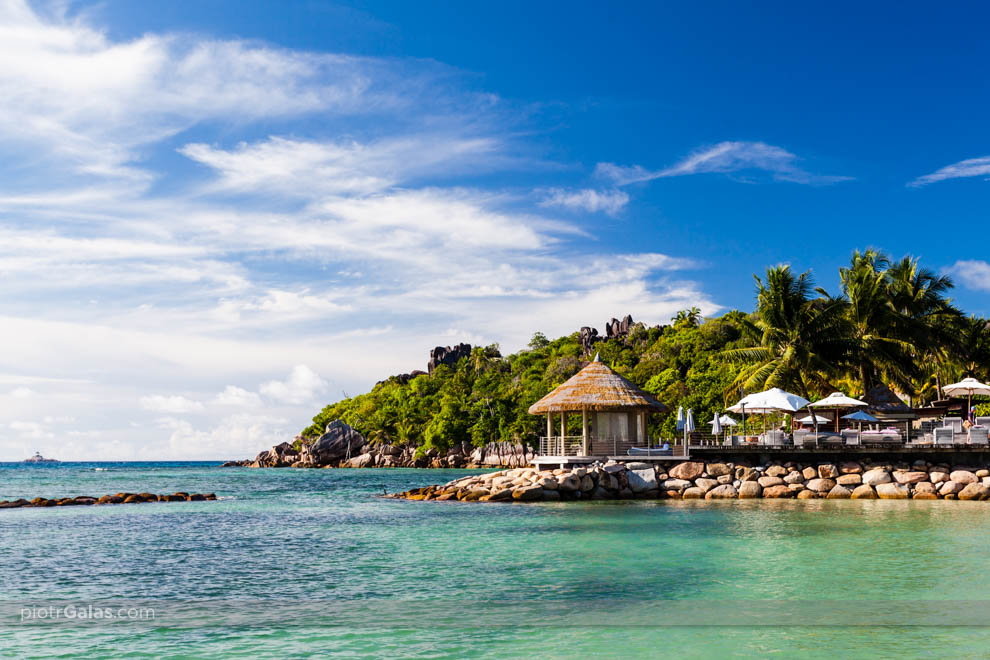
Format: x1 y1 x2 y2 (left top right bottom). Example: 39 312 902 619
909 156 990 187
540 188 629 215
139 394 204 413
260 365 328 405
596 141 851 186
0 2 727 460
947 260 990 292
213 386 263 408
9 386 34 398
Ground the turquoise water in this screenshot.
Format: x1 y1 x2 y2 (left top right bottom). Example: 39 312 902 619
4 462 990 658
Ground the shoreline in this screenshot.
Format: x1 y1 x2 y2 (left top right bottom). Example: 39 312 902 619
388 458 990 502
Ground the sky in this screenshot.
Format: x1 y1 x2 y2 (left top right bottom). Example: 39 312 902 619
2 0 990 460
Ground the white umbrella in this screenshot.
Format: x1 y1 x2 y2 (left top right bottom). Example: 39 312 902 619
718 414 738 426
809 391 868 432
943 378 990 420
796 413 831 424
710 412 722 443
732 388 810 412
683 408 695 445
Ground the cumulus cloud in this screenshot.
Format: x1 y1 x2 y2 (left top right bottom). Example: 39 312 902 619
539 188 629 215
0 2 725 459
9 386 34 398
909 156 990 187
596 141 851 186
260 365 328 405
947 260 990 292
213 386 263 408
139 394 205 413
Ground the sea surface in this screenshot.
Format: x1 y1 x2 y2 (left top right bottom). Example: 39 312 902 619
3 462 990 658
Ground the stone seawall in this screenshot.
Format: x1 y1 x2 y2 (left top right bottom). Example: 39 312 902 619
389 458 990 502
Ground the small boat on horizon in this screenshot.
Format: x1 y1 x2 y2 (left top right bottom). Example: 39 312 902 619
23 451 59 464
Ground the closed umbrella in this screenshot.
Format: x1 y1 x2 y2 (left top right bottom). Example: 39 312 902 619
942 378 990 421
675 406 685 431
684 408 695 445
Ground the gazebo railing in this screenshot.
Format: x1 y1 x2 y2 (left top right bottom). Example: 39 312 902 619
537 436 676 457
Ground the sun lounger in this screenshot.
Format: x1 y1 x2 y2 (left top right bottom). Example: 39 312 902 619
793 429 813 447
977 416 990 429
969 426 989 446
627 446 672 456
944 417 963 434
934 427 954 446
841 429 860 445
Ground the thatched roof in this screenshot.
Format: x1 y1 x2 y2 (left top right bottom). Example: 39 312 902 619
864 384 910 413
527 355 666 414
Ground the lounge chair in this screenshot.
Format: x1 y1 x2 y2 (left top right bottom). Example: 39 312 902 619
977 416 990 429
841 429 860 445
970 426 989 446
934 427 954 446
793 429 811 447
944 417 963 434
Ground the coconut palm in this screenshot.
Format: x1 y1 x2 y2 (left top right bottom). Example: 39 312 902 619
724 265 852 402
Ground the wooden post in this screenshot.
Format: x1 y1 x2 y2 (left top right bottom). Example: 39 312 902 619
582 409 588 456
560 412 567 455
546 412 553 454
641 410 647 445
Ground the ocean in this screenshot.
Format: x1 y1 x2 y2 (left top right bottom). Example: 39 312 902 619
3 462 990 658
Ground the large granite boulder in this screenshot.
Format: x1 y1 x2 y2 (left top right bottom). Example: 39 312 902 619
669 461 704 481
862 469 892 486
308 420 367 466
627 469 658 493
428 343 473 374
738 481 762 498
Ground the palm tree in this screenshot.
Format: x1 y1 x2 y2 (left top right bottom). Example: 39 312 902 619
724 265 852 402
837 249 917 396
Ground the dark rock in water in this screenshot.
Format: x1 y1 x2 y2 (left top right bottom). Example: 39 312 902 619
123 495 142 504
308 420 366 465
428 343 472 374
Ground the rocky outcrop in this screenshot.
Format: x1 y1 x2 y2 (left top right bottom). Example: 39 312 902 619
579 327 601 354
0 492 216 509
428 343 472 374
391 458 990 503
606 315 635 339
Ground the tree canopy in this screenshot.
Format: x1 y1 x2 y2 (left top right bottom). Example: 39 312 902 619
303 250 990 450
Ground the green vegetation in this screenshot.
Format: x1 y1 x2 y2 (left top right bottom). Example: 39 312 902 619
304 250 990 449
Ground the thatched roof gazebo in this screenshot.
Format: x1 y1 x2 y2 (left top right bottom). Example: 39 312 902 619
528 354 666 457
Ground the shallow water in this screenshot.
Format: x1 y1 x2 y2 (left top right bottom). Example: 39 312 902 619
3 462 990 658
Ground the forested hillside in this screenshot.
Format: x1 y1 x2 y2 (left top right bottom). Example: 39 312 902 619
303 250 990 451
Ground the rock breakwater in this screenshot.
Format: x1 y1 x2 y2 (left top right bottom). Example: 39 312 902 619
389 458 990 502
0 492 217 509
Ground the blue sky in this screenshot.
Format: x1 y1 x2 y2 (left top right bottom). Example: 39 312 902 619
1 0 989 459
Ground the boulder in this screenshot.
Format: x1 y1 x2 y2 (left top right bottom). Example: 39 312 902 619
783 471 805 484
913 482 937 496
797 489 818 499
826 484 852 499
558 474 581 492
537 477 558 490
929 471 948 484
694 478 719 493
817 464 839 479
836 473 862 486
766 465 788 478
839 461 863 474
681 487 705 499
950 470 978 485
627 469 658 494
894 471 928 485
487 489 512 501
542 490 562 501
308 420 367 466
978 469 990 478
580 475 595 492
705 463 732 477
735 466 758 482
802 466 818 480
763 485 795 498
758 476 785 488
806 478 836 493
939 481 964 496
738 481 762 499
851 484 877 499
512 485 543 501
958 483 990 501
662 479 691 491
669 462 704 481
705 484 738 499
345 452 375 469
862 469 892 486
876 483 910 499
716 475 732 485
